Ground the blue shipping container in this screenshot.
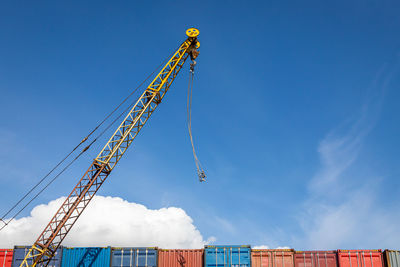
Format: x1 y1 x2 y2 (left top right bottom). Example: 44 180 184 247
205 246 251 267
11 246 63 267
111 248 157 267
61 247 111 267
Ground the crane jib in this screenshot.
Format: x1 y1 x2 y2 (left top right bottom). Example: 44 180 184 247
19 28 200 267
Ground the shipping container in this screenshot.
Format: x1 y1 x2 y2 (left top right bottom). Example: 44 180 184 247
111 247 157 267
294 251 337 267
61 247 111 267
12 246 62 267
338 250 383 267
158 249 203 267
205 245 251 267
251 249 294 267
0 249 13 267
384 250 400 267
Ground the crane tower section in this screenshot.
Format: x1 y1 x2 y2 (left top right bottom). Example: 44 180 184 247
19 28 200 267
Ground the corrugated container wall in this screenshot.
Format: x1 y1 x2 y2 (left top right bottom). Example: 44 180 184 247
12 246 62 267
205 246 251 267
338 250 383 267
384 250 400 267
0 249 13 267
251 249 294 267
158 249 203 267
61 247 111 267
294 251 337 267
111 248 157 267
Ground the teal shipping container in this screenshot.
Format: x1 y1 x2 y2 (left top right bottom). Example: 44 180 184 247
11 246 63 267
61 247 111 267
111 248 157 267
205 245 251 267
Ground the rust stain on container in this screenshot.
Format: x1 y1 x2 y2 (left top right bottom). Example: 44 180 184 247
295 251 337 267
338 250 383 267
158 249 204 267
0 249 13 267
251 249 295 267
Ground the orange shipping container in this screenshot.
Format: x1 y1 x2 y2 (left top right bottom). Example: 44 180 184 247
0 249 13 267
251 249 295 267
158 249 203 267
338 250 383 267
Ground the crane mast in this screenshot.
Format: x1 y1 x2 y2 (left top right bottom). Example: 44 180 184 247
19 28 200 267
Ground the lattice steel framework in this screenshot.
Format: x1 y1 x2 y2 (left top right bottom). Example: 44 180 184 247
19 29 200 267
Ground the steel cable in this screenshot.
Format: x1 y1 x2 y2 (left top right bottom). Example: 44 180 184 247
0 45 180 230
187 70 206 182
0 95 142 231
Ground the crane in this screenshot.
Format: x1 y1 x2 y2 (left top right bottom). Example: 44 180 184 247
19 27 200 267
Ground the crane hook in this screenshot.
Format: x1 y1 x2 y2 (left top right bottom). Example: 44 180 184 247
190 60 196 74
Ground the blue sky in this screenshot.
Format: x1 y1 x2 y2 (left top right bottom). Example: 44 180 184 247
1 1 400 250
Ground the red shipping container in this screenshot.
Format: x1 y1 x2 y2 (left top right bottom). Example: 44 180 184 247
158 249 203 267
251 249 295 267
295 251 337 267
338 250 383 267
0 249 13 267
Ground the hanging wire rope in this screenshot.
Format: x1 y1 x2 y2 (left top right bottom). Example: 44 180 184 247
0 95 140 231
0 139 96 231
0 45 181 230
187 63 206 182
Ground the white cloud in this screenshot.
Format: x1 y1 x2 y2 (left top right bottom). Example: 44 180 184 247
253 245 291 249
252 245 270 249
0 195 214 248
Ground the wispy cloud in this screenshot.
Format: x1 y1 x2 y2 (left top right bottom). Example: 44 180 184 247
214 216 237 234
296 63 400 249
309 64 391 194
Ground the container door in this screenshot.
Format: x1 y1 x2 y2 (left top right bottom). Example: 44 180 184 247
296 252 313 267
230 247 239 267
259 251 272 267
230 247 250 267
206 247 228 267
1 250 13 267
111 249 123 267
137 249 156 267
251 251 272 267
339 251 383 267
113 248 134 267
274 251 293 267
387 251 400 267
313 252 337 267
360 251 383 267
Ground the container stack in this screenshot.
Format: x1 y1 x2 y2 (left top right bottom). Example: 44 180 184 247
1 246 399 267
